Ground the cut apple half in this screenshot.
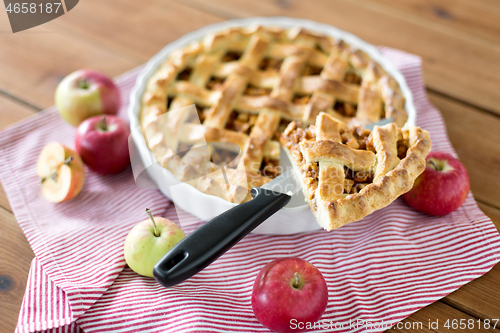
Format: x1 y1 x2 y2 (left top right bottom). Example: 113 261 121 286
37 142 86 203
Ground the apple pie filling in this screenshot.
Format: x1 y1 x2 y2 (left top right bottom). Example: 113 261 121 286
206 76 226 91
258 57 283 72
221 51 242 62
237 84 282 178
281 121 410 210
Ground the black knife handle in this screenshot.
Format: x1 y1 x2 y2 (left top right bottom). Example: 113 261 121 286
153 187 291 288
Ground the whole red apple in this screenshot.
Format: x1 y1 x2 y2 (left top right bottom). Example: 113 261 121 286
75 115 130 175
252 257 328 333
403 151 470 216
55 69 120 127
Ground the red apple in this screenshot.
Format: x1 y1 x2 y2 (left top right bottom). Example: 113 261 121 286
37 142 86 203
75 115 130 175
55 69 120 127
403 151 470 216
252 257 328 333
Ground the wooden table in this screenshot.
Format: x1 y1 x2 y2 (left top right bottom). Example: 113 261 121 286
1 0 499 331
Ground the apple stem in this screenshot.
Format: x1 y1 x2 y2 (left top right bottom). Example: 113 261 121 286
292 272 300 289
102 115 107 131
79 78 89 89
428 159 439 171
64 156 73 166
146 208 159 237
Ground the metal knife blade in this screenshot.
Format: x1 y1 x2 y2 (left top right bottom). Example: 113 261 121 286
365 117 394 131
260 168 303 196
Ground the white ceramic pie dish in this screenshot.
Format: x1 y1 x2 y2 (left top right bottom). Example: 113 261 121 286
128 17 417 235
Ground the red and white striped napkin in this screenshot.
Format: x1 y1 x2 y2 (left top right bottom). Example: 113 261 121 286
1 48 499 333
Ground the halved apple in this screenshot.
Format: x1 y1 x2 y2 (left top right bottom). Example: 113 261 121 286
37 142 86 203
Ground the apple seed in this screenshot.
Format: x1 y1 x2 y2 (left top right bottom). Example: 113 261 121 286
64 156 73 166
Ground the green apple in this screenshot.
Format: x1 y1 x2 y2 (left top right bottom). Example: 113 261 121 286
124 208 186 277
55 69 120 127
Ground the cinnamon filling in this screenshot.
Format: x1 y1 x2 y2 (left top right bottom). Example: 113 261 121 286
194 104 211 124
258 58 283 72
166 97 173 110
303 65 323 76
209 145 239 168
225 111 257 135
244 84 272 96
334 101 357 118
260 158 281 179
397 138 409 159
292 94 311 105
280 123 319 208
221 51 242 62
344 167 373 194
281 122 408 207
206 76 226 90
176 67 192 81
224 110 281 179
344 72 362 85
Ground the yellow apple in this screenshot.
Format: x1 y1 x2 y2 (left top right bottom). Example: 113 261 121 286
124 209 186 277
55 70 120 127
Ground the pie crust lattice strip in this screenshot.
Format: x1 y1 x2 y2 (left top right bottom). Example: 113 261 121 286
281 112 431 231
140 25 410 203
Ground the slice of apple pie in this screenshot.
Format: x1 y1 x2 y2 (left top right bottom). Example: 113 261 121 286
280 112 431 230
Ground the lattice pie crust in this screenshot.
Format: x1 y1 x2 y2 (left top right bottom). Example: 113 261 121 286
281 112 431 230
140 25 412 205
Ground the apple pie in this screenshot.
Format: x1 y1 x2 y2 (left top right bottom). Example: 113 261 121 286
140 25 410 203
280 112 431 230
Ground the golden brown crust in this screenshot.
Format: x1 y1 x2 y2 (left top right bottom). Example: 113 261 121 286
237 111 280 173
371 123 400 182
322 127 430 230
300 140 376 171
281 113 431 231
140 25 411 203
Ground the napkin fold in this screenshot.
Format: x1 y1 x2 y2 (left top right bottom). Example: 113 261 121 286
0 68 170 332
1 49 499 333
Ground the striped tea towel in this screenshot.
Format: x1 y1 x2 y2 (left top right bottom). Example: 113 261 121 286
3 48 500 333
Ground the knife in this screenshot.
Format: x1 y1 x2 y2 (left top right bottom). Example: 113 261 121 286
365 117 394 131
153 169 302 288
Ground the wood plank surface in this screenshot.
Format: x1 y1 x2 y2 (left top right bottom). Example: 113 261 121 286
52 0 222 61
0 207 35 333
0 0 223 110
428 93 500 208
0 6 138 110
441 203 500 322
370 0 500 45
180 0 500 116
393 301 500 332
0 97 37 333
0 0 499 332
